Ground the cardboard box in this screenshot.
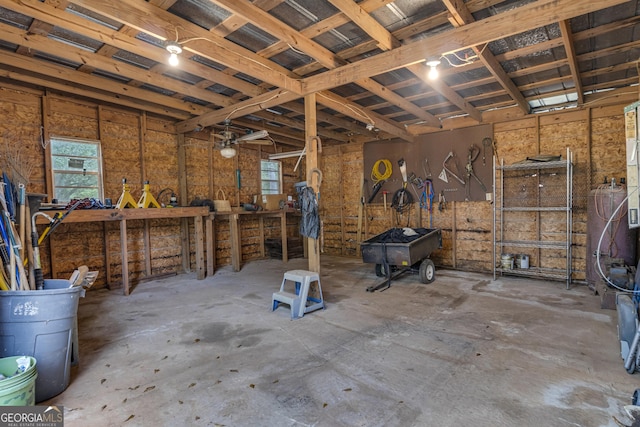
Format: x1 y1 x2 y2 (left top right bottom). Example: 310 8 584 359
261 194 285 210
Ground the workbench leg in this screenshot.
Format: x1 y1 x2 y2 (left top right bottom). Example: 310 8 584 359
195 215 205 280
280 212 288 263
206 216 214 277
120 219 129 296
230 213 240 272
143 219 152 276
259 217 265 258
103 223 112 289
181 218 190 273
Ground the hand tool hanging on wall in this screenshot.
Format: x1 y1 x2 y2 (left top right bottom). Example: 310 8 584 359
392 158 413 227
398 158 408 185
464 144 487 201
440 152 465 185
420 179 435 228
368 159 392 203
438 191 447 212
423 157 432 178
482 137 493 166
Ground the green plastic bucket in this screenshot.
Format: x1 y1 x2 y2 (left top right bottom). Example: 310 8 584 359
0 356 37 406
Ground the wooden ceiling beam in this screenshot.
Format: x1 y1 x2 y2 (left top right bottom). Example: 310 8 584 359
300 0 629 94
211 0 285 38
0 62 192 119
258 0 394 59
280 102 373 142
208 0 441 131
4 0 263 97
249 111 352 143
177 89 300 133
316 91 415 142
439 0 529 114
558 20 584 105
0 51 208 115
0 22 236 109
293 0 505 77
328 0 481 124
69 0 302 93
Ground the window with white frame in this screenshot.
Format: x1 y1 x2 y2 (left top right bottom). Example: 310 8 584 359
50 137 104 202
261 159 282 195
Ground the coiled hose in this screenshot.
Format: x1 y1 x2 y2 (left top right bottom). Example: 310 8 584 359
371 159 392 184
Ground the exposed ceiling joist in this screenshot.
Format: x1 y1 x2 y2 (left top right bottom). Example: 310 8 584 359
0 0 635 146
441 0 530 115
300 0 629 94
208 0 439 130
559 19 584 106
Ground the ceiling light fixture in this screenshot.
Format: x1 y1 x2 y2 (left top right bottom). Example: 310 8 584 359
220 146 237 159
166 41 182 66
426 59 441 80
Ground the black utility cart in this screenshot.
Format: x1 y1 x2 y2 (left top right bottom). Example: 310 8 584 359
360 227 442 292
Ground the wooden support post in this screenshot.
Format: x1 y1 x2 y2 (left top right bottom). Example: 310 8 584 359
305 93 320 273
181 218 190 273
451 201 457 269
230 213 240 271
356 171 364 257
194 215 205 280
143 220 152 276
178 134 190 273
103 223 112 288
280 211 288 262
120 219 129 295
206 215 215 276
259 216 265 258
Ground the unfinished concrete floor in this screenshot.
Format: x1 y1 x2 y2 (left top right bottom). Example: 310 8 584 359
47 255 639 426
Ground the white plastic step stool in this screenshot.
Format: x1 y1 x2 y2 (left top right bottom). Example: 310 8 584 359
272 270 325 319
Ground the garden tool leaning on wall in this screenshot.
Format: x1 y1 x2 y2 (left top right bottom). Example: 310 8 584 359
30 200 82 289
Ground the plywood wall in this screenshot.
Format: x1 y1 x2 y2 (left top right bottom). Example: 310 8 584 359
316 105 627 285
0 81 631 288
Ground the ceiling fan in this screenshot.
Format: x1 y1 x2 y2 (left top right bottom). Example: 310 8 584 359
211 120 272 158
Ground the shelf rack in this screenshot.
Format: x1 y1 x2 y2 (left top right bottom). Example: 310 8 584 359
493 148 573 288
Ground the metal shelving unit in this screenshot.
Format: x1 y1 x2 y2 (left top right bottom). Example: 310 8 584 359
493 148 573 288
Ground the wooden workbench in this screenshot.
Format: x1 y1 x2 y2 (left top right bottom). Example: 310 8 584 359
37 207 209 295
207 210 293 274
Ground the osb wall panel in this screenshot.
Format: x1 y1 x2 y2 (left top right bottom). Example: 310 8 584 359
539 113 589 281
143 117 179 200
238 148 260 206
319 146 344 255
183 136 211 203
454 201 493 271
591 107 626 187
100 111 143 201
0 88 46 193
341 147 364 256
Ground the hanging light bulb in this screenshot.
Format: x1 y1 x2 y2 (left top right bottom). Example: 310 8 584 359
426 59 441 80
165 41 182 66
220 146 237 159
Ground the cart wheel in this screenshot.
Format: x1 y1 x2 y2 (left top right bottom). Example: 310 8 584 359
627 358 636 374
419 259 435 284
375 264 387 277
